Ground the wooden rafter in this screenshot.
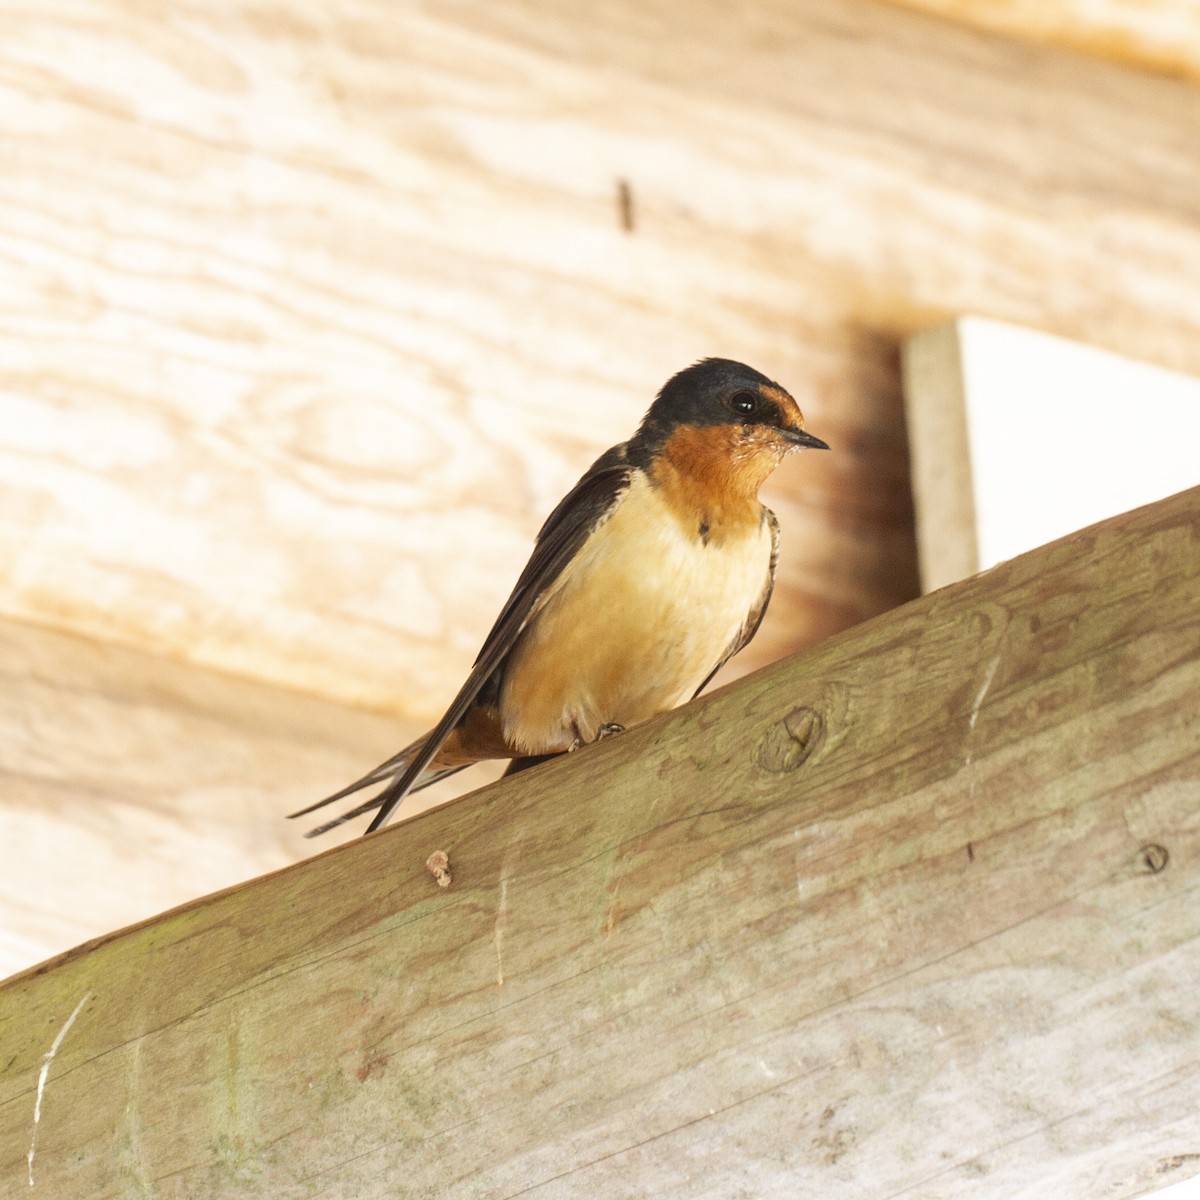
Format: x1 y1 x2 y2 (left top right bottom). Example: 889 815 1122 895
2 485 1197 1198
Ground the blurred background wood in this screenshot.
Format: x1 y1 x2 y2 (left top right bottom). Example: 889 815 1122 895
4 0 1200 723
1 487 1196 1199
3 0 1200 977
882 0 1200 85
0 613 487 978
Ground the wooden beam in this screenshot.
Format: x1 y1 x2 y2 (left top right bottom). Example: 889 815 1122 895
900 320 977 591
902 317 1200 592
5 0 1200 725
881 0 1200 85
2 485 1197 1198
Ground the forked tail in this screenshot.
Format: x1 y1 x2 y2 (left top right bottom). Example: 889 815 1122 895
288 737 465 836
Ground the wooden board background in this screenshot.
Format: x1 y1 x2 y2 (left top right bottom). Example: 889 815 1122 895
3 0 1200 728
0 612 506 977
903 318 1200 593
0 612 420 979
884 0 1200 84
1 487 1196 1199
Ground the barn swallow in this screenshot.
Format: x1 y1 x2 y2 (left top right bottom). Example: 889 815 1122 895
292 357 827 836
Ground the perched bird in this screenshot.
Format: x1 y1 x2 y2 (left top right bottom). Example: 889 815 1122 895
293 358 827 836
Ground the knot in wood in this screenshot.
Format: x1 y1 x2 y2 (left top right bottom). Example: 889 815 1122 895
1138 843 1169 874
756 706 823 774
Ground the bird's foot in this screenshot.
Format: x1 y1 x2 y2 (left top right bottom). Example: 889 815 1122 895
567 721 626 751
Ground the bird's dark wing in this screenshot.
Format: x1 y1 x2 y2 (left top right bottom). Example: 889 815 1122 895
691 508 780 700
470 443 633 674
296 443 635 836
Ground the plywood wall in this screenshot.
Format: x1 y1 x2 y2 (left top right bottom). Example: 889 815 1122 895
4 0 1200 727
4 0 1200 972
883 0 1200 84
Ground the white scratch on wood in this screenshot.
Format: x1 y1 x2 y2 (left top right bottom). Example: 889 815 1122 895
124 1037 150 1195
964 652 1002 773
604 845 627 939
969 653 1001 734
793 828 806 899
28 990 91 1187
494 877 509 989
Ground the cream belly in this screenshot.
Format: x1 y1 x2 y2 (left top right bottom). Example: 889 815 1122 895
498 472 774 754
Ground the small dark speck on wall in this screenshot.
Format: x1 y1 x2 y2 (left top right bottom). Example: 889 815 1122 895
616 178 635 233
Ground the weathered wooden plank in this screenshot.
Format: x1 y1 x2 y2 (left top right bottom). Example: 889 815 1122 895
902 317 1200 592
4 0 1200 724
900 320 977 591
883 0 1200 85
0 614 488 980
2 485 1197 1198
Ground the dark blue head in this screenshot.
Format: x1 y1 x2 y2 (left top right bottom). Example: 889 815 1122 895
630 358 827 465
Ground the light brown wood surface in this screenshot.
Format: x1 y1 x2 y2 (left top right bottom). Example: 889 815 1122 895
883 0 1200 84
0 614 491 980
4 0 1200 724
2 485 1196 1199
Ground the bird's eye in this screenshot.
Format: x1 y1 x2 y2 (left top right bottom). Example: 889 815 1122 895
727 391 759 418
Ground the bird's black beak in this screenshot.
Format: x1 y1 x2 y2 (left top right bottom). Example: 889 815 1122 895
785 428 829 451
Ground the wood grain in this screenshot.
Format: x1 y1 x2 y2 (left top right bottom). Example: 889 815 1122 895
3 0 1200 722
0 614 493 981
1 485 1196 1198
883 0 1200 84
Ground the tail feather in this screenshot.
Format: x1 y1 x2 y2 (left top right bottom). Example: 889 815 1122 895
287 747 416 820
305 790 392 837
289 733 466 835
301 764 467 837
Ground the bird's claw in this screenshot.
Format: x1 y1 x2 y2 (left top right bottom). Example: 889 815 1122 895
567 721 626 752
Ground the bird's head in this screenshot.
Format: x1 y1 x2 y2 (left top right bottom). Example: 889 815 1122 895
632 358 828 496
